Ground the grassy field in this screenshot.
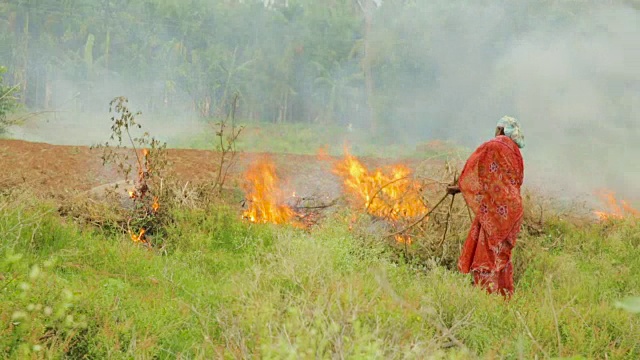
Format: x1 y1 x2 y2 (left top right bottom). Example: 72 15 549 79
1 189 638 359
168 121 467 160
2 113 638 358
6 110 469 160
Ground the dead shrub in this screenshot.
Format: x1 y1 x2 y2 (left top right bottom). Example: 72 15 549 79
68 97 174 246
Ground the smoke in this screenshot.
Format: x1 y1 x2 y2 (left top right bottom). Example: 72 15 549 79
6 0 639 204
380 1 640 203
8 74 205 148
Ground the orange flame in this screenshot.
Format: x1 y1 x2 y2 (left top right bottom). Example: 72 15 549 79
593 190 639 220
137 148 151 182
242 157 295 224
333 149 427 221
130 228 147 243
395 234 412 245
152 196 160 212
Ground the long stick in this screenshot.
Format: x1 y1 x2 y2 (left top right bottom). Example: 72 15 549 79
386 193 449 237
438 193 456 248
438 171 459 247
465 202 473 222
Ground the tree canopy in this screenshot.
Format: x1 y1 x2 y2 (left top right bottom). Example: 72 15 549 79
0 0 637 140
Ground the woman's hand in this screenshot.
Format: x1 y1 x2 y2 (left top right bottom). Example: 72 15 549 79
446 185 461 195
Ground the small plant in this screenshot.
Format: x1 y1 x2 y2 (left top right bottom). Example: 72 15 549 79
212 93 244 196
91 97 170 247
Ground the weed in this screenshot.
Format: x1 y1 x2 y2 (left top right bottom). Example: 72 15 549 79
90 97 171 247
212 94 244 196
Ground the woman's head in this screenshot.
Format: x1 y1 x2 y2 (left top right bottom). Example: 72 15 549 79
496 116 525 149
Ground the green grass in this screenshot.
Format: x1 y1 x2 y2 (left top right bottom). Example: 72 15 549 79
168 121 469 160
7 110 471 160
1 195 639 359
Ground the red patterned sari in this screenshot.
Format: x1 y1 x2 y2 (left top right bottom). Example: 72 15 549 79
457 135 524 297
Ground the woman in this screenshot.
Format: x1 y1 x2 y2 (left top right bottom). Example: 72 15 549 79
447 116 525 297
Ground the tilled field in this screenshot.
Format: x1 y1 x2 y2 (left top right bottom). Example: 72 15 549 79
0 139 427 201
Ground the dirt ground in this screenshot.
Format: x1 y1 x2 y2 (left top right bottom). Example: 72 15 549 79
0 139 423 201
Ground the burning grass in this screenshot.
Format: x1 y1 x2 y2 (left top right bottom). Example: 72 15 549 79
241 156 296 225
594 189 639 220
239 148 432 242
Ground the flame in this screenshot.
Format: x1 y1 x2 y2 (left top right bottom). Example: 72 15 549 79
242 157 295 224
143 148 150 157
128 190 137 199
333 149 427 221
395 234 412 245
130 228 147 243
594 190 639 220
152 196 160 212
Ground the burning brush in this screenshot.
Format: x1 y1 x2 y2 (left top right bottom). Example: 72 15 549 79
241 157 335 228
127 148 161 245
333 149 429 244
239 149 459 248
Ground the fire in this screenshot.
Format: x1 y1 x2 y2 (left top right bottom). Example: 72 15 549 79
594 190 639 220
395 234 412 245
333 149 427 221
242 157 295 224
152 196 160 213
130 228 147 244
127 147 159 246
138 148 151 184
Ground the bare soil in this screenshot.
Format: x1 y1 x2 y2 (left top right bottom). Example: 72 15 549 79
0 139 422 201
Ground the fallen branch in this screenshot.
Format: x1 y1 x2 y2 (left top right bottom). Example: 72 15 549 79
386 192 450 237
293 200 339 210
437 193 456 248
438 171 459 248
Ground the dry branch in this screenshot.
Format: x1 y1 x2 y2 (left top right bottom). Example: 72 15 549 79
386 192 450 238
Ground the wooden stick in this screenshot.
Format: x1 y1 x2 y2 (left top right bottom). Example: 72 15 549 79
386 192 449 237
437 170 459 248
438 193 456 248
465 202 473 222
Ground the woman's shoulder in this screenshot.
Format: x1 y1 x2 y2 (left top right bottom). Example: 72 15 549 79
485 135 520 153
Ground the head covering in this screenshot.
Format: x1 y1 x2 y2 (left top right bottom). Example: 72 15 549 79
497 116 525 149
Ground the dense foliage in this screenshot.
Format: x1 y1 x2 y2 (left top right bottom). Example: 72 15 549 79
1 0 637 138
